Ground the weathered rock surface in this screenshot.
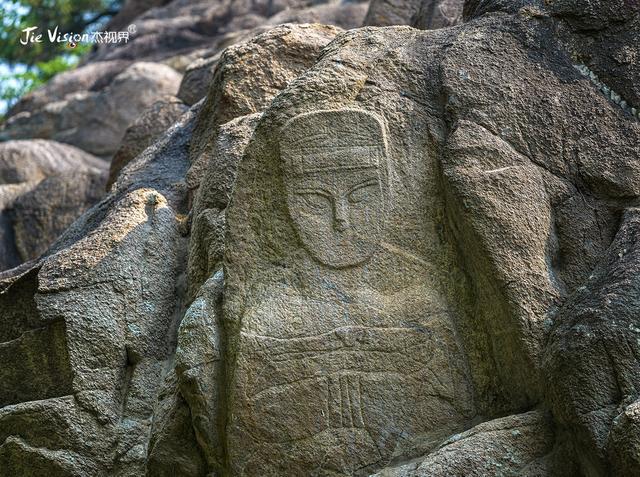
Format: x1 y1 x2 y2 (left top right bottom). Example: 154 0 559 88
108 95 189 188
0 184 35 271
188 23 341 194
545 208 640 477
0 140 107 270
146 369 207 477
216 3 636 475
175 28 272 107
0 139 105 185
11 169 108 263
87 0 351 65
267 0 369 29
372 411 555 476
103 0 171 31
364 0 462 28
0 102 199 476
187 113 260 300
0 62 181 157
223 102 476 475
176 4 365 106
6 60 132 118
1 0 640 475
549 0 640 116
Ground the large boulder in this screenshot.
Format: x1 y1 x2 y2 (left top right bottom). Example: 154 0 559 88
86 0 226 63
86 0 347 64
11 170 108 262
0 140 107 270
364 0 462 28
6 60 131 118
0 139 104 185
0 102 200 475
176 4 366 107
363 0 423 26
0 184 35 271
103 0 171 31
188 23 341 194
267 0 369 29
214 4 636 475
108 95 189 188
220 33 481 473
372 411 556 476
0 62 181 157
177 54 224 106
545 209 640 476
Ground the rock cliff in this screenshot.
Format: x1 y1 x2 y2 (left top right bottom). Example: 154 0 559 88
0 0 639 476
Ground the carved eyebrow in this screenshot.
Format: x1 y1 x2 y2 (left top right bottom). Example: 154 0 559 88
294 188 331 198
348 178 378 194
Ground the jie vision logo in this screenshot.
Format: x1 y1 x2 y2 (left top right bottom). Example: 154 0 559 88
19 25 135 47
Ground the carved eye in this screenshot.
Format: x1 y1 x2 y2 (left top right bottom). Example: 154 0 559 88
348 182 377 204
296 192 330 211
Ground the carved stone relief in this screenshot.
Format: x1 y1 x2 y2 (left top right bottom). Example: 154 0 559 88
225 108 475 476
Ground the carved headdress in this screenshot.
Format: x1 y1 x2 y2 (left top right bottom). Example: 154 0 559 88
279 109 388 176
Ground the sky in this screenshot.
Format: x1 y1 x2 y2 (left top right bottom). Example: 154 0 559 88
0 1 100 115
0 1 30 114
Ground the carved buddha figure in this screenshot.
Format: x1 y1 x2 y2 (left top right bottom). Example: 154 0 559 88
226 109 474 476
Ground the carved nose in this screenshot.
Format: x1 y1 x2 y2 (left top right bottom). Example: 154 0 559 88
333 198 349 232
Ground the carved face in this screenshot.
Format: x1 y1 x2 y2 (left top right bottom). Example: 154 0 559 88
279 109 390 268
286 167 384 268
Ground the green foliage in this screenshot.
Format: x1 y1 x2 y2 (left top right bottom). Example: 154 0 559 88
0 47 89 115
0 0 121 66
0 0 120 116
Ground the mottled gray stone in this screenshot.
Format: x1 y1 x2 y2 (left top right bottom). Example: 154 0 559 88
1 1 639 475
188 23 341 193
545 208 640 477
108 96 189 189
0 96 197 476
11 169 108 262
0 140 105 185
187 113 260 300
364 0 462 28
0 140 107 271
5 60 131 119
0 63 181 157
267 1 368 29
372 411 555 476
222 45 479 473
